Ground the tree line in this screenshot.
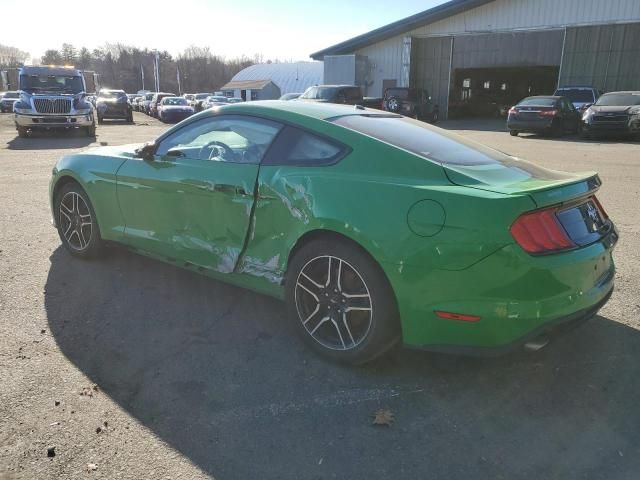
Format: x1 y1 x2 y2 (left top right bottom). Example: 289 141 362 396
34 43 258 94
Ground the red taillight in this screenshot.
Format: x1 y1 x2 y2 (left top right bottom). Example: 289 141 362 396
434 311 481 322
539 109 558 117
510 207 575 254
592 195 609 220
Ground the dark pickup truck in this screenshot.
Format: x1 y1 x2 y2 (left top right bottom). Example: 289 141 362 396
298 85 381 109
382 87 439 123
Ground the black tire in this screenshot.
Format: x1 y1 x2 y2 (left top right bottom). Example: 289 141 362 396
509 130 519 137
429 110 439 124
386 96 401 113
17 127 29 138
54 182 104 259
579 124 591 140
97 115 104 125
85 125 96 137
127 112 134 123
551 119 563 137
285 237 401 365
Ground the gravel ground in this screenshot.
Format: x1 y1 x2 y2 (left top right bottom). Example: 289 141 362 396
0 112 638 480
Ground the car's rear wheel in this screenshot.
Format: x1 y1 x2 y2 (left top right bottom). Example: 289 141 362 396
551 119 563 137
55 182 104 259
85 125 96 137
510 129 519 137
429 111 439 124
127 112 133 123
17 127 28 138
285 237 400 365
97 115 104 125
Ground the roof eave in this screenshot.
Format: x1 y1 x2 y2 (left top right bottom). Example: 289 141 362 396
310 0 494 60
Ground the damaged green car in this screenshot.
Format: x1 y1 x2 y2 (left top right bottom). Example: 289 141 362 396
50 101 617 364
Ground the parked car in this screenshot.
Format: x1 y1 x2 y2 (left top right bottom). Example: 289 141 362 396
183 94 195 104
507 96 580 137
49 101 616 364
141 92 155 115
280 93 302 101
157 96 194 123
299 85 363 105
149 92 176 117
382 87 439 123
95 89 133 124
202 95 229 109
132 96 144 112
580 91 640 139
192 92 214 112
0 91 19 112
554 86 602 112
226 97 244 104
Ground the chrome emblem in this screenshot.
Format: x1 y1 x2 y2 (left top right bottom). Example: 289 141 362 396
587 203 599 223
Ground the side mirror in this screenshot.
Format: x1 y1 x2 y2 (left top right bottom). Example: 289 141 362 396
134 142 156 161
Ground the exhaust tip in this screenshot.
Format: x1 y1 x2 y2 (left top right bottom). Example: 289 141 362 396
524 334 550 352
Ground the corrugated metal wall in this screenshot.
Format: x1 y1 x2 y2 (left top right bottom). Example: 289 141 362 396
560 23 640 91
411 38 452 117
353 0 640 102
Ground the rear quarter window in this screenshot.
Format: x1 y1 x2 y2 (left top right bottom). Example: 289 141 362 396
263 126 348 166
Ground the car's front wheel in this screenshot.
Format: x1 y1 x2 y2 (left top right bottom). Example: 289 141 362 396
285 237 400 365
55 182 104 259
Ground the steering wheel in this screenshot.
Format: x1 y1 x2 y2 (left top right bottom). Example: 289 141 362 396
199 140 236 161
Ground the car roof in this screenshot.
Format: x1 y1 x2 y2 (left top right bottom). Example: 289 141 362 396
206 100 392 121
600 90 640 94
520 96 562 100
556 86 597 89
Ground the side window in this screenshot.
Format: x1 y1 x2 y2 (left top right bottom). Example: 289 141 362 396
263 126 348 166
155 115 282 164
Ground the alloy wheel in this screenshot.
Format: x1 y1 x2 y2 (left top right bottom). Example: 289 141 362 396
59 191 93 251
294 255 373 351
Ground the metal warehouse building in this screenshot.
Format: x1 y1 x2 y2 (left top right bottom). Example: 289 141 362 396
311 0 640 118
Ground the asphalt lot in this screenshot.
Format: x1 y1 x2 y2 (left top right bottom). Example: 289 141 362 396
0 111 639 480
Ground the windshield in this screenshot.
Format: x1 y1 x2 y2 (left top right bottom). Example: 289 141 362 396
98 91 126 100
195 93 211 100
555 89 594 103
208 96 227 103
385 88 411 99
20 74 84 94
163 97 188 105
332 114 526 166
300 87 335 100
595 93 640 106
517 97 557 107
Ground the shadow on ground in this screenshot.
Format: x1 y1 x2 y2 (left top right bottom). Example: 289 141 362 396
6 128 96 150
45 246 640 479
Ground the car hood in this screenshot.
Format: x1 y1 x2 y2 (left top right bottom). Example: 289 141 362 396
443 158 599 207
590 105 633 114
85 143 142 158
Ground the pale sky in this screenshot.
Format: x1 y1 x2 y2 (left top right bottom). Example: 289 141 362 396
2 0 447 62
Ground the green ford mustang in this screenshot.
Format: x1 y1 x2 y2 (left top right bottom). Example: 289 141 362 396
49 101 618 364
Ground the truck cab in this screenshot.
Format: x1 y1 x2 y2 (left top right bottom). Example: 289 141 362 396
13 66 95 138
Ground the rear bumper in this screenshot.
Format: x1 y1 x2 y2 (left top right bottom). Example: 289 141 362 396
15 113 94 128
388 229 618 353
507 117 554 132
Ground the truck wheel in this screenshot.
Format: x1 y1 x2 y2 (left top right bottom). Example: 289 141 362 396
430 111 439 124
17 127 29 138
285 237 401 365
127 112 134 123
97 116 104 125
510 130 519 137
85 125 96 137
